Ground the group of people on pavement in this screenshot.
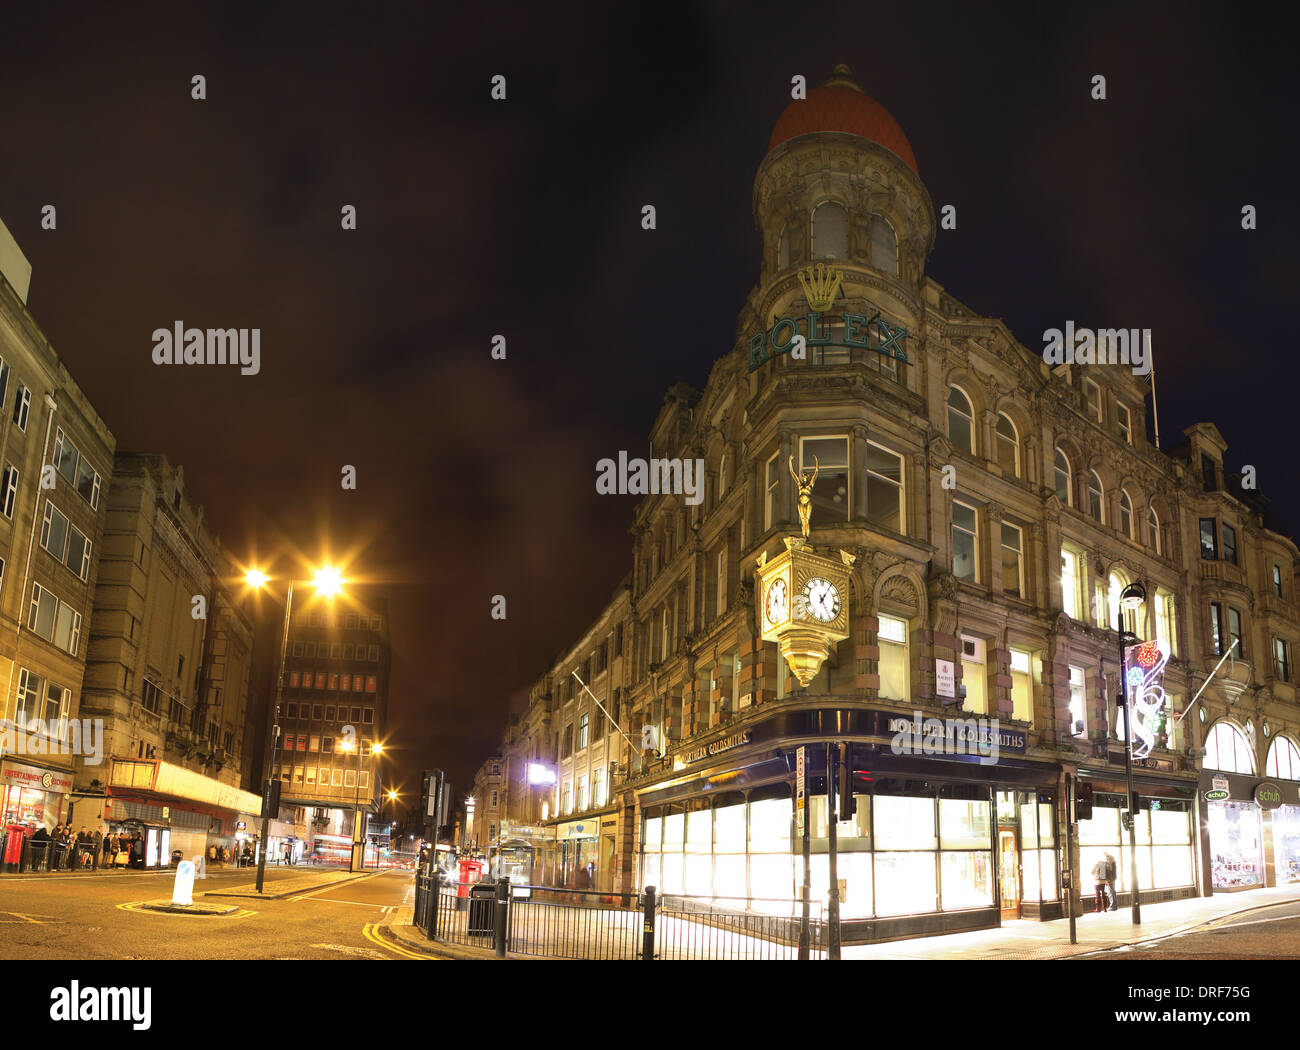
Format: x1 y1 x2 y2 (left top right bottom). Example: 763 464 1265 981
1092 851 1120 912
27 825 143 871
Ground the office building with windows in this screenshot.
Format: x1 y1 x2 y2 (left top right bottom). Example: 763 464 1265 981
470 67 1299 941
0 216 117 834
273 597 390 866
76 452 261 860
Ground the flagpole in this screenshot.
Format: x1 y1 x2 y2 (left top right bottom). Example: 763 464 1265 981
1147 330 1161 449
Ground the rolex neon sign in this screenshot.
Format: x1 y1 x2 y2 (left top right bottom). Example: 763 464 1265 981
747 264 911 372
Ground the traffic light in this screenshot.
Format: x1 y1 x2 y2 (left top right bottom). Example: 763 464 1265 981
1075 781 1093 821
262 777 281 820
837 743 856 822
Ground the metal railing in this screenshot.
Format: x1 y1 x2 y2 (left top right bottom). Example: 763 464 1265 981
656 893 826 960
412 867 826 960
509 887 643 959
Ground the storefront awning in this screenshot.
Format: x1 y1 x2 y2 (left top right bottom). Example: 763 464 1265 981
108 758 261 814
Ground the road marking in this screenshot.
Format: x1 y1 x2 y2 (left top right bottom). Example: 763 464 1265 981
362 922 430 961
287 869 389 901
116 901 257 918
311 942 390 959
1209 913 1300 931
0 911 53 924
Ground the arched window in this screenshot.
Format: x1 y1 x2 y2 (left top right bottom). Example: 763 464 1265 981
1107 571 1137 634
1054 448 1072 506
996 414 1019 477
777 225 790 270
1119 489 1134 539
1267 736 1300 779
812 202 848 260
1088 471 1104 523
947 386 974 454
1147 507 1161 555
1204 721 1256 774
870 214 897 276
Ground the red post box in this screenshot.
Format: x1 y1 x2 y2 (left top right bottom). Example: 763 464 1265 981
457 857 484 898
3 825 29 865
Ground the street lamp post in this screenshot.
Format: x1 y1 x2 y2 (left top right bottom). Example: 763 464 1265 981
255 580 294 895
1117 580 1148 925
343 738 381 872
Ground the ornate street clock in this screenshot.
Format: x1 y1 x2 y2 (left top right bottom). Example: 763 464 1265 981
755 537 854 686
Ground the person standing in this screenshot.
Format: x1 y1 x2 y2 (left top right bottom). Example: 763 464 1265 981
31 825 50 871
1104 851 1119 911
1091 855 1109 913
92 829 103 871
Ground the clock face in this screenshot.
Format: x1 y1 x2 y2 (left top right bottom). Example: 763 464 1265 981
765 578 788 624
802 577 841 622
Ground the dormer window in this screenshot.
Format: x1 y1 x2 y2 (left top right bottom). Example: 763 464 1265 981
1202 453 1218 492
1083 379 1103 425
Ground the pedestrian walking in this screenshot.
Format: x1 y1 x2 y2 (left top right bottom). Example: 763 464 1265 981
108 832 121 868
1091 855 1109 913
1104 851 1119 911
92 829 103 871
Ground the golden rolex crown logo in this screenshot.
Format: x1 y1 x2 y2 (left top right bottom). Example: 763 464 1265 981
798 263 844 312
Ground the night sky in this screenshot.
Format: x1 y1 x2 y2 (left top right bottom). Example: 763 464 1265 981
1 1 1295 800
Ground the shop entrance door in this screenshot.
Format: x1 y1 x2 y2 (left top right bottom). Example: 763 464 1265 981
998 829 1020 919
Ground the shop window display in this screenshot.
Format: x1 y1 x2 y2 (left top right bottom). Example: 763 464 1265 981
1208 800 1263 888
1272 806 1300 884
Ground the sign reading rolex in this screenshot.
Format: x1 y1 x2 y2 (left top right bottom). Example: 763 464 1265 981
747 264 911 372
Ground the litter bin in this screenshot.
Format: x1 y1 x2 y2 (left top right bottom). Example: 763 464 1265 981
467 883 495 936
170 849 183 868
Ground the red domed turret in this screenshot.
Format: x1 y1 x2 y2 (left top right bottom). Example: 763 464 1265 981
768 64 918 176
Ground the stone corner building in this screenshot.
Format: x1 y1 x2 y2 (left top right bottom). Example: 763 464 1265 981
479 67 1300 941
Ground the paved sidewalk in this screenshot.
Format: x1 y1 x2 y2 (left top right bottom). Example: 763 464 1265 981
380 905 501 960
203 869 371 899
842 885 1300 959
379 886 1300 961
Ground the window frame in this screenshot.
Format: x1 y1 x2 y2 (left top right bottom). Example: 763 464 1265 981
995 414 1020 477
946 387 975 455
1083 378 1103 424
1087 471 1104 524
951 501 979 583
1000 522 1024 598
1053 448 1072 507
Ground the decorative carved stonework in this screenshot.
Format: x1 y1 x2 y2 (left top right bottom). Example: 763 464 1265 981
879 574 920 613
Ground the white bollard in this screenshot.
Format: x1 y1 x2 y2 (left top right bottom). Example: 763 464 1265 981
195 853 206 879
172 860 196 906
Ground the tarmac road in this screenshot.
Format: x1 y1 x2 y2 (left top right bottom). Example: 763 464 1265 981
0 866 424 960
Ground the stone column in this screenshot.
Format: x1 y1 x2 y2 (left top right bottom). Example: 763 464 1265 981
853 612 880 696
986 503 1004 596
992 646 1014 719
777 428 793 529
852 424 869 522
